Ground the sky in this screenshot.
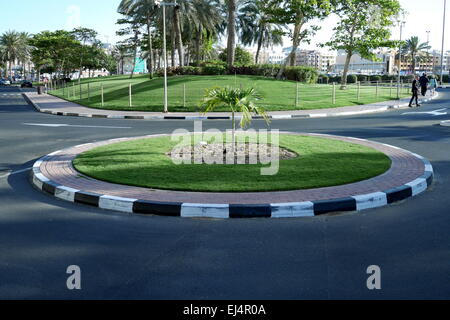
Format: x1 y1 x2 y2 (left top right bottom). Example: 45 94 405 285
0 0 448 52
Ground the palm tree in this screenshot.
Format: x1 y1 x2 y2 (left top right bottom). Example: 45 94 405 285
18 32 32 79
118 0 224 69
112 44 131 74
201 86 270 153
118 0 157 78
0 45 7 78
238 0 284 64
0 30 23 78
226 0 237 68
402 36 431 74
187 0 224 66
168 0 221 67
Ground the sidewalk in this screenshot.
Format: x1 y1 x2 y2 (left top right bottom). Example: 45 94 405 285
23 90 437 121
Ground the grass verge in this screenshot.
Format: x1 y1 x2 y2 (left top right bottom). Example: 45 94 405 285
73 134 392 192
50 74 410 112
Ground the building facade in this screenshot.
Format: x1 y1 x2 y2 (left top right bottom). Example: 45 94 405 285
333 50 395 75
395 50 450 75
294 50 336 73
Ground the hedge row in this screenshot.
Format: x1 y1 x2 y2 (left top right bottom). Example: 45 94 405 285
155 62 319 84
318 74 419 84
155 62 442 84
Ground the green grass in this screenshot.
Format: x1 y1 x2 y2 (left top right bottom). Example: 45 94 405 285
50 74 411 112
73 134 392 192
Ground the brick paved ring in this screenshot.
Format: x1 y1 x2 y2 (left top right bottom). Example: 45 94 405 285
31 133 434 219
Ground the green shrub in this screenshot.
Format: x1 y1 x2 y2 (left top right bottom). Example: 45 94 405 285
181 66 201 75
318 74 329 84
284 66 319 83
401 75 414 83
200 60 226 67
347 74 357 84
381 74 396 81
357 75 368 82
155 67 177 77
254 64 281 77
369 75 382 82
201 64 227 75
443 74 450 83
329 76 342 84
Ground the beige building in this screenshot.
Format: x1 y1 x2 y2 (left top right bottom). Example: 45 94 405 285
395 50 450 74
295 50 336 72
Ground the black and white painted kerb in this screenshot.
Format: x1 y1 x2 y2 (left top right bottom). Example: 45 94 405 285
23 92 438 121
31 143 434 219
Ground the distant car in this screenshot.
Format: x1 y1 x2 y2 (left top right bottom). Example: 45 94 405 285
20 81 33 88
0 79 11 86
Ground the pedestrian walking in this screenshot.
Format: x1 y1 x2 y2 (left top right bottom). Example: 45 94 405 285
409 75 421 107
419 73 429 97
429 75 437 96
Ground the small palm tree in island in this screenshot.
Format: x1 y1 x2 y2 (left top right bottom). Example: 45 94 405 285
200 86 270 155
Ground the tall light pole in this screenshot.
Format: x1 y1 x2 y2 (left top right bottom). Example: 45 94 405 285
155 1 179 113
440 0 447 85
397 20 406 99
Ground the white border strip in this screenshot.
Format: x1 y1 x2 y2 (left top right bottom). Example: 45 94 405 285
181 203 230 218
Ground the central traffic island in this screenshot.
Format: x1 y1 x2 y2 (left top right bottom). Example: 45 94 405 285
31 133 433 218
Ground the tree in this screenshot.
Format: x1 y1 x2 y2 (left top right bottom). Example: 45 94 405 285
401 36 431 74
116 17 142 79
30 30 81 79
0 30 24 78
226 0 237 68
71 28 98 80
201 86 269 154
118 0 157 78
263 0 333 79
83 42 117 76
324 0 401 89
168 0 223 67
118 0 223 69
238 0 284 64
112 44 132 74
0 45 7 78
219 46 253 65
18 32 32 79
186 0 224 66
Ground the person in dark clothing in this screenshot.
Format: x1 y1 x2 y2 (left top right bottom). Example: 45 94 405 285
419 73 429 96
409 75 421 107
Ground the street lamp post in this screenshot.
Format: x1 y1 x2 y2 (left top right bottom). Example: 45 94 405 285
397 20 406 99
440 0 447 85
155 1 179 113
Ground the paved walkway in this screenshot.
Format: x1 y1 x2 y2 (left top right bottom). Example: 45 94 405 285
23 90 437 120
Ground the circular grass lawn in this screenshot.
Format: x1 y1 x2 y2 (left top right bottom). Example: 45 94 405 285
73 134 392 192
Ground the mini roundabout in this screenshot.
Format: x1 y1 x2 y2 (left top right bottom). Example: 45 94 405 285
31 132 434 219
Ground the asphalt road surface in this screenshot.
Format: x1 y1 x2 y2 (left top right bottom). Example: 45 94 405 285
0 85 449 299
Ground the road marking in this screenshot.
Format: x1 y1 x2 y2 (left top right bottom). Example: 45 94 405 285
0 167 31 179
402 108 447 116
22 123 132 129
